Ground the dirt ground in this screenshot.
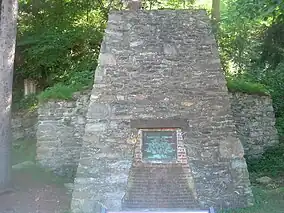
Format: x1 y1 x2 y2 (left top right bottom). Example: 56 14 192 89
3 139 284 213
0 168 72 213
1 169 284 213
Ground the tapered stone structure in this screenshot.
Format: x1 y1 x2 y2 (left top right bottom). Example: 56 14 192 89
71 9 254 213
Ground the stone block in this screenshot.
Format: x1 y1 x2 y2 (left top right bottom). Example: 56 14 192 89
219 136 245 159
85 122 107 133
87 103 111 119
99 53 117 66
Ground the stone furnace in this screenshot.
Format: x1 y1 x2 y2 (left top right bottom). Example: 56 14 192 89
71 9 254 213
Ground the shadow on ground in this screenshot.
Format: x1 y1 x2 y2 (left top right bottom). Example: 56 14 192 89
0 139 72 213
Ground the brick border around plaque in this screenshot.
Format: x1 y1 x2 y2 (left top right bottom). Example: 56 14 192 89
130 119 188 129
121 122 198 209
135 128 188 164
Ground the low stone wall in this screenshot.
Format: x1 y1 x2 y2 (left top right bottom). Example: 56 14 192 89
35 91 279 176
36 91 90 177
12 110 37 141
230 93 279 159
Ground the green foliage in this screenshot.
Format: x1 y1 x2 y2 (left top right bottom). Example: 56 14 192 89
218 0 265 71
276 116 284 138
260 23 284 69
65 69 94 89
221 186 284 213
226 77 270 96
247 144 284 178
12 93 38 112
13 0 107 106
218 0 284 142
260 63 284 117
218 1 284 187
37 68 94 102
38 83 79 102
17 20 104 88
260 0 284 23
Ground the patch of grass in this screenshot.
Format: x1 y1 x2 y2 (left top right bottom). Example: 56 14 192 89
221 186 284 213
12 93 38 112
12 139 72 185
38 83 81 103
227 125 284 213
38 69 94 103
12 164 70 186
226 77 270 96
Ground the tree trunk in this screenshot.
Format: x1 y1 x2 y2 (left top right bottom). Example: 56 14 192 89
0 0 18 192
211 0 220 24
24 79 37 96
127 0 142 10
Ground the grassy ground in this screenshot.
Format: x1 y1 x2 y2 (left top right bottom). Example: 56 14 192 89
223 143 284 213
12 138 37 165
222 186 284 213
12 138 69 185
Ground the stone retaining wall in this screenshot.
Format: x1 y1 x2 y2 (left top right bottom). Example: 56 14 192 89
230 93 279 159
36 91 90 177
35 91 279 177
12 110 37 141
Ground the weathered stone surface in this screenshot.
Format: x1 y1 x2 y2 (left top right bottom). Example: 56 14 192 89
11 110 37 141
33 91 279 178
36 91 90 177
32 90 278 176
71 10 254 212
230 93 279 159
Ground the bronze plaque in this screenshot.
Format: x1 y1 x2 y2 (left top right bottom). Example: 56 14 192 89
142 130 177 162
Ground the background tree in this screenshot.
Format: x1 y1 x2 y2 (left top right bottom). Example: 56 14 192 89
211 0 220 24
0 0 19 192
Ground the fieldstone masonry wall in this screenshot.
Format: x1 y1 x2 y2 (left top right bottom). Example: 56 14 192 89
12 111 37 141
70 9 254 212
36 91 90 177
34 92 279 177
230 93 279 159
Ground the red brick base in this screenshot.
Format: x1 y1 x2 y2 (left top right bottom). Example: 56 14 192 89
122 129 198 209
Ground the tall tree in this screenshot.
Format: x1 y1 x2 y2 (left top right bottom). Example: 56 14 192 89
0 0 19 192
211 0 220 25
